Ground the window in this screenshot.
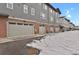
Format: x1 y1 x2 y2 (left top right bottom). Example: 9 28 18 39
50 17 53 21
31 8 35 15
17 23 23 25
45 5 47 10
43 4 47 10
9 22 16 24
40 12 46 19
7 3 13 9
49 8 52 13
23 5 28 14
55 13 59 23
29 24 33 26
24 24 28 25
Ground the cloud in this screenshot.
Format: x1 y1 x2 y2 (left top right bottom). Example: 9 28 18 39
66 10 69 14
70 8 74 10
67 14 71 18
65 10 72 18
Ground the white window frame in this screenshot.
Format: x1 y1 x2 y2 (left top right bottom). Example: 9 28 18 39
49 8 52 13
56 13 59 23
50 16 53 21
23 5 28 14
43 4 47 10
31 8 35 15
7 3 13 9
40 12 46 19
44 4 47 10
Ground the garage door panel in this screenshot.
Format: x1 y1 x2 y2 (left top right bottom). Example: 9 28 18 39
8 24 18 37
23 25 28 35
16 24 23 36
39 26 45 34
7 21 34 37
28 25 34 35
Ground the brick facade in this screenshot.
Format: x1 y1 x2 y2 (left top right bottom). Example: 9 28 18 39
0 16 7 37
34 23 40 34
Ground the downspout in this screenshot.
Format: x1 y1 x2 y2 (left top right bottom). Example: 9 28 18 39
53 11 56 33
47 6 50 33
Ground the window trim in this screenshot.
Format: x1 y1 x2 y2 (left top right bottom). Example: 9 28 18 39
40 12 46 19
43 4 47 10
44 4 47 10
50 17 53 21
31 7 35 16
7 3 13 9
23 4 28 14
49 8 52 13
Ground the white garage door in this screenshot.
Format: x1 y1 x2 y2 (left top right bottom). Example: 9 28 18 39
7 21 34 37
27 24 34 35
39 25 46 34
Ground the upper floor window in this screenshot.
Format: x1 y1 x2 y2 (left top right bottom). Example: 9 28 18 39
50 17 53 21
40 12 46 19
56 13 59 18
43 4 47 10
23 5 28 14
49 8 52 13
7 3 13 9
31 8 35 15
45 5 47 10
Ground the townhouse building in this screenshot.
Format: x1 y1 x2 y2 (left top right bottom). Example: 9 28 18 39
74 26 79 30
59 17 70 31
54 8 61 32
1 3 75 38
46 3 57 33
59 16 75 31
68 22 75 30
45 4 61 33
0 3 62 38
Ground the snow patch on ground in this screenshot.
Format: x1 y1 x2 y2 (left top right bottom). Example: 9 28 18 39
26 31 79 55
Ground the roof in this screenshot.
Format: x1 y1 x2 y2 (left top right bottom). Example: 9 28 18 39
45 3 57 11
60 16 75 26
70 22 75 26
59 16 65 18
59 16 70 22
56 8 61 14
45 3 61 14
64 18 70 22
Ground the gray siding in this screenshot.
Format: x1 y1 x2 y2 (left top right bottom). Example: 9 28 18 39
48 7 55 25
0 3 49 24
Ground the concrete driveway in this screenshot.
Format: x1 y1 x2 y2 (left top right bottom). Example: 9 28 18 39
0 34 45 55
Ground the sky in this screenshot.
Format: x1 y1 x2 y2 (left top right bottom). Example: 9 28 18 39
51 3 79 26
